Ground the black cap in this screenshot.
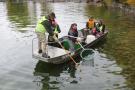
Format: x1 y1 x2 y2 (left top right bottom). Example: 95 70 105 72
72 23 77 26
50 12 56 18
89 15 93 18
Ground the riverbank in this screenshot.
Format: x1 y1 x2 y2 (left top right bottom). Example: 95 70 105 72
111 2 135 16
87 1 135 17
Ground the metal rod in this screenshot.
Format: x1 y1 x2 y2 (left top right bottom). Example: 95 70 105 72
32 37 37 56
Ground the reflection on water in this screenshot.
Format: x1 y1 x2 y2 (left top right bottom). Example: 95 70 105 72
6 0 30 29
0 0 135 90
34 50 129 90
34 61 77 90
85 3 135 89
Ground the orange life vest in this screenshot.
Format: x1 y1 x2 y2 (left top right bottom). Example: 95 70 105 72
88 19 94 29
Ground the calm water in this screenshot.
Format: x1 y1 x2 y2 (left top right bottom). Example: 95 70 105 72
0 0 135 90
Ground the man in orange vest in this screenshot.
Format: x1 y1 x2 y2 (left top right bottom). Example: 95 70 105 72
86 16 95 30
82 16 95 36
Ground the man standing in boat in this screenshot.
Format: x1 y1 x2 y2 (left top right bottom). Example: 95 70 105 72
68 23 79 52
35 12 56 58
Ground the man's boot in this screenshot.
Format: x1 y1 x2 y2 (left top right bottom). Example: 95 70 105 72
38 49 42 54
42 53 50 58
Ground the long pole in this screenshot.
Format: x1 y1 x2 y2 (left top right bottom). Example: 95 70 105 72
54 36 79 66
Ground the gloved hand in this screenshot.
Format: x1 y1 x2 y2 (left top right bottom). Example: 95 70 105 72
53 34 58 42
76 37 82 42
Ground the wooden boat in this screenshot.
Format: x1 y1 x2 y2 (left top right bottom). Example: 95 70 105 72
32 30 108 64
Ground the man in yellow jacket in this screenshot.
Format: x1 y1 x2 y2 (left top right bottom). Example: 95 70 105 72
35 12 56 58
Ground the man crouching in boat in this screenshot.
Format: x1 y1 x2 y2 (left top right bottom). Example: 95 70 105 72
35 12 56 58
52 19 61 38
48 19 61 42
68 23 80 52
81 16 95 37
86 16 95 31
91 19 105 37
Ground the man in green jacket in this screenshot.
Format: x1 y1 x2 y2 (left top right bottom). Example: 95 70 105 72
35 12 56 58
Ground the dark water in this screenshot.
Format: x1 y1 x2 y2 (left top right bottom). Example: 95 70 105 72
0 0 135 90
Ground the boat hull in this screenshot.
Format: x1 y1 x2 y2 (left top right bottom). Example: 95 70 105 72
32 30 108 64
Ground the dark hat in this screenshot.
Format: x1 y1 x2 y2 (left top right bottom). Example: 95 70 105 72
72 23 77 26
50 12 56 18
89 16 93 19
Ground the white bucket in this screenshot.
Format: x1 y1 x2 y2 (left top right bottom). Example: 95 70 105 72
85 35 96 44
